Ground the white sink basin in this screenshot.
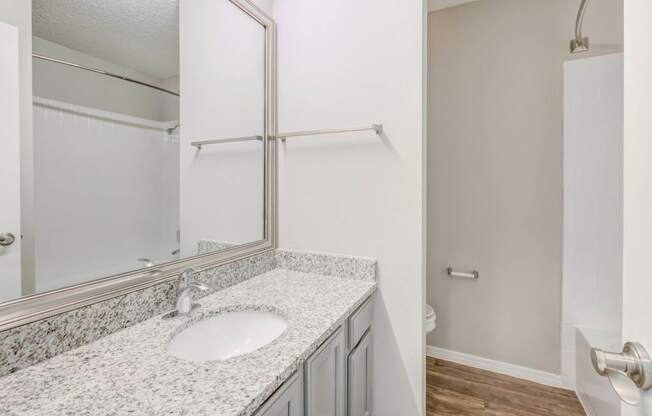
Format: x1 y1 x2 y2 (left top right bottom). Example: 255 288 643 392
167 310 287 361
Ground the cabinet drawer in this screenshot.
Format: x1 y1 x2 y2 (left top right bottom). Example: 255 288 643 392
348 296 373 349
255 371 303 416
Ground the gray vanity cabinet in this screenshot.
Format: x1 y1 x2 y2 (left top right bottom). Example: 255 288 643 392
304 326 347 416
347 331 372 416
257 296 374 416
255 372 303 416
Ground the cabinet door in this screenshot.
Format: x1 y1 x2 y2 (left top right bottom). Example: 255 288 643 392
305 327 346 416
348 331 372 416
256 371 303 416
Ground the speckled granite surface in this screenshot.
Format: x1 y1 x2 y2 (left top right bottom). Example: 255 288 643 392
0 282 176 378
1 269 376 416
196 239 237 255
276 249 376 281
0 249 375 378
0 250 276 377
195 249 276 296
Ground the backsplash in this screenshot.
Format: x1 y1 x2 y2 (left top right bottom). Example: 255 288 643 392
0 249 375 377
276 249 376 281
0 282 177 378
0 250 276 377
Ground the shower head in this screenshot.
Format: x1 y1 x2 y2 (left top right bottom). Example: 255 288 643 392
571 0 590 53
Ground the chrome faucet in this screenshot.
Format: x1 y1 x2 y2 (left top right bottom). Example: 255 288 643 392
175 268 208 316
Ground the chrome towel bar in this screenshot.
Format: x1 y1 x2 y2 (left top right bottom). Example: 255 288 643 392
191 135 263 149
191 123 383 149
447 267 479 280
276 124 383 141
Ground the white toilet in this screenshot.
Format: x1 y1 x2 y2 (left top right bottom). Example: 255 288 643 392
425 304 436 334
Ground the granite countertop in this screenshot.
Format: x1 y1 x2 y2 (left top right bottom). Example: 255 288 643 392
2 269 376 416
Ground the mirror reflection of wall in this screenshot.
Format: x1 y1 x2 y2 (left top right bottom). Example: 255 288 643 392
179 0 265 259
0 0 266 302
30 0 181 293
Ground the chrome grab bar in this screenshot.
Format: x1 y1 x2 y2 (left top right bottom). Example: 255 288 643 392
446 267 479 280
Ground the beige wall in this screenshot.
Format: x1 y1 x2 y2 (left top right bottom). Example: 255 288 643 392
427 0 622 374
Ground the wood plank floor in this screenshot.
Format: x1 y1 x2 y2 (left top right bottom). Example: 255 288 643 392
426 357 586 416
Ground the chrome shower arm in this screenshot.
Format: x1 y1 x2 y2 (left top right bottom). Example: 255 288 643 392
571 0 590 53
575 0 589 42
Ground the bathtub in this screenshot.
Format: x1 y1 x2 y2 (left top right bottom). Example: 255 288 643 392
575 327 622 416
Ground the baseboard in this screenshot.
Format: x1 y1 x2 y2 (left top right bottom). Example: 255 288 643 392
426 345 566 389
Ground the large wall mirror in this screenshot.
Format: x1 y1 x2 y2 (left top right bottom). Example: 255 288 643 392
0 0 276 329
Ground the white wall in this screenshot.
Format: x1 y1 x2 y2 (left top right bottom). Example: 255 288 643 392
33 37 179 122
0 0 35 295
179 0 265 257
252 0 273 15
622 0 652 413
562 53 623 389
32 100 179 291
30 35 180 291
273 0 426 414
1 1 181 297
